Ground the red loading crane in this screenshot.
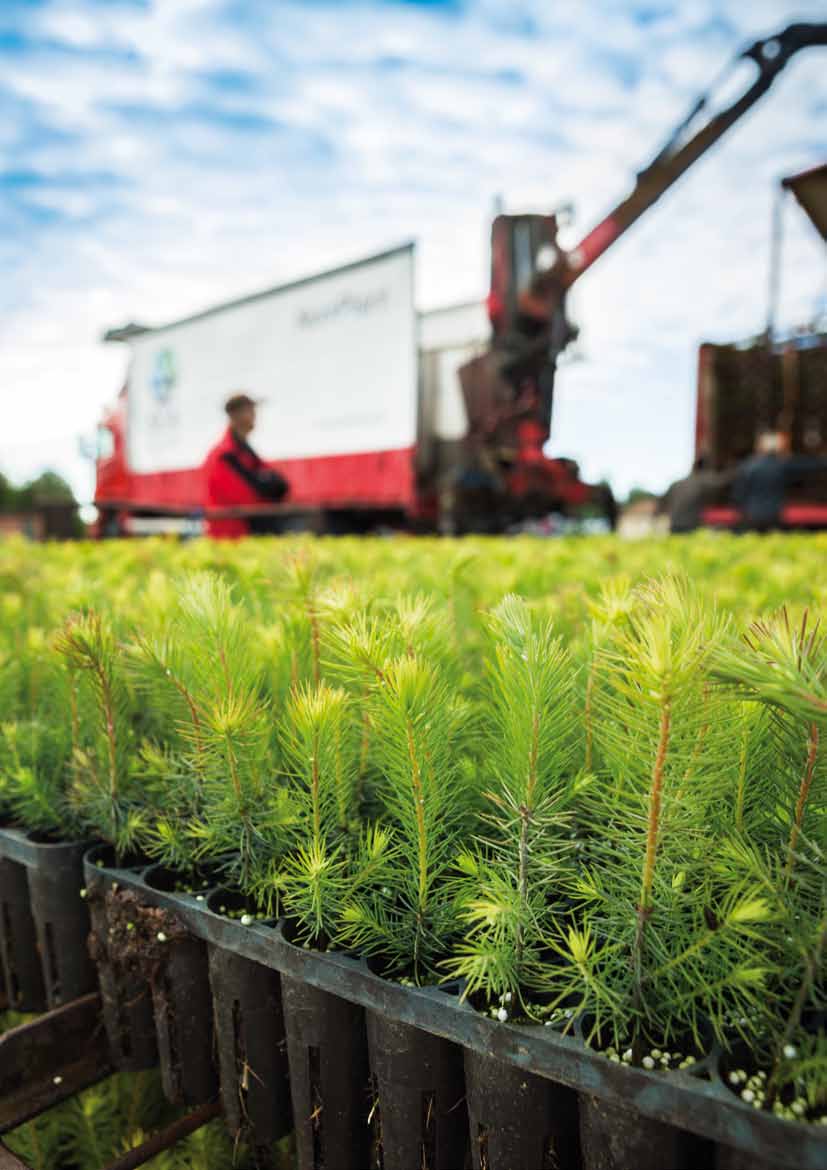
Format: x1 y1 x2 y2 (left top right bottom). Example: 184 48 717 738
455 22 827 531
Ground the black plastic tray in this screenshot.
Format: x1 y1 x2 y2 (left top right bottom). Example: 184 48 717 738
80 849 827 1170
0 827 94 1008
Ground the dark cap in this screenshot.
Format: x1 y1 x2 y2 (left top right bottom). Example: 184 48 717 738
224 392 263 415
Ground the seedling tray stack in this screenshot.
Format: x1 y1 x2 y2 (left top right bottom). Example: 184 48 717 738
83 847 827 1170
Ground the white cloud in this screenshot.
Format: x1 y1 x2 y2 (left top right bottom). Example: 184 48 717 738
1 0 825 505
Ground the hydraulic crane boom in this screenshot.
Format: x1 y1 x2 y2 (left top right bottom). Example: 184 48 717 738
564 22 827 287
455 21 827 532
525 22 827 321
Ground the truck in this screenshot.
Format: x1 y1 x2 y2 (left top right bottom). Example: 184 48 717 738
95 246 602 536
688 160 827 530
697 332 827 529
95 21 827 535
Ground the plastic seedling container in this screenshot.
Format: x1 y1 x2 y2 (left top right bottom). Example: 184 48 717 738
141 865 217 1106
152 931 217 1106
84 845 158 1070
464 1047 580 1170
281 973 373 1170
0 826 94 1009
207 909 292 1152
578 1092 714 1170
366 1008 468 1170
24 836 94 1006
80 852 827 1170
0 855 46 1012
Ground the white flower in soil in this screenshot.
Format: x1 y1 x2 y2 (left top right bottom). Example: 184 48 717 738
240 914 253 926
503 991 512 1003
496 1007 508 1023
741 1089 755 1104
156 931 167 942
642 1056 656 1070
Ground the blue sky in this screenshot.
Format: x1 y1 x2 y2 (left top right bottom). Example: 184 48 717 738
1 0 826 505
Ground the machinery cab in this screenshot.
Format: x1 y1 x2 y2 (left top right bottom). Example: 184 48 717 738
487 212 563 340
461 211 568 446
451 210 613 532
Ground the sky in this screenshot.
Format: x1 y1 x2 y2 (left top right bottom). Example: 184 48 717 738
1 0 826 507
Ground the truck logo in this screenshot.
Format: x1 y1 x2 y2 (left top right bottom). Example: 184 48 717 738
150 348 177 404
297 288 389 329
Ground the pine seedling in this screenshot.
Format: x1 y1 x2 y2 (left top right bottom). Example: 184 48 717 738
278 554 326 686
759 832 827 1110
443 595 579 1012
0 715 74 838
130 742 195 873
338 653 473 983
54 611 139 852
126 592 223 871
162 574 294 892
713 610 827 883
324 592 457 686
4 1070 170 1170
0 645 82 837
546 579 775 1051
726 702 776 840
711 612 827 1074
580 576 636 774
128 626 209 780
279 682 361 945
191 681 290 892
260 580 364 730
3 1108 63 1170
323 592 463 819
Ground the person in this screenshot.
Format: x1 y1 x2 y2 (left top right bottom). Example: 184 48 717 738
203 393 287 538
659 457 733 533
732 432 827 532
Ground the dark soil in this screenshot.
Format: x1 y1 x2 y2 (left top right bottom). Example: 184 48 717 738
88 881 189 982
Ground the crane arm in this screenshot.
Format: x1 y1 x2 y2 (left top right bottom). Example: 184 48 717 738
560 22 827 286
456 19 827 526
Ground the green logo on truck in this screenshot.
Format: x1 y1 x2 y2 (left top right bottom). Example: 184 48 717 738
150 349 177 404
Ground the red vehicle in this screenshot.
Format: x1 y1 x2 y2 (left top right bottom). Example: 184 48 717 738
698 329 827 530
685 159 827 530
95 22 827 535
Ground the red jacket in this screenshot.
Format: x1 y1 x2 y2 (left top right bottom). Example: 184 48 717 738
203 427 269 538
